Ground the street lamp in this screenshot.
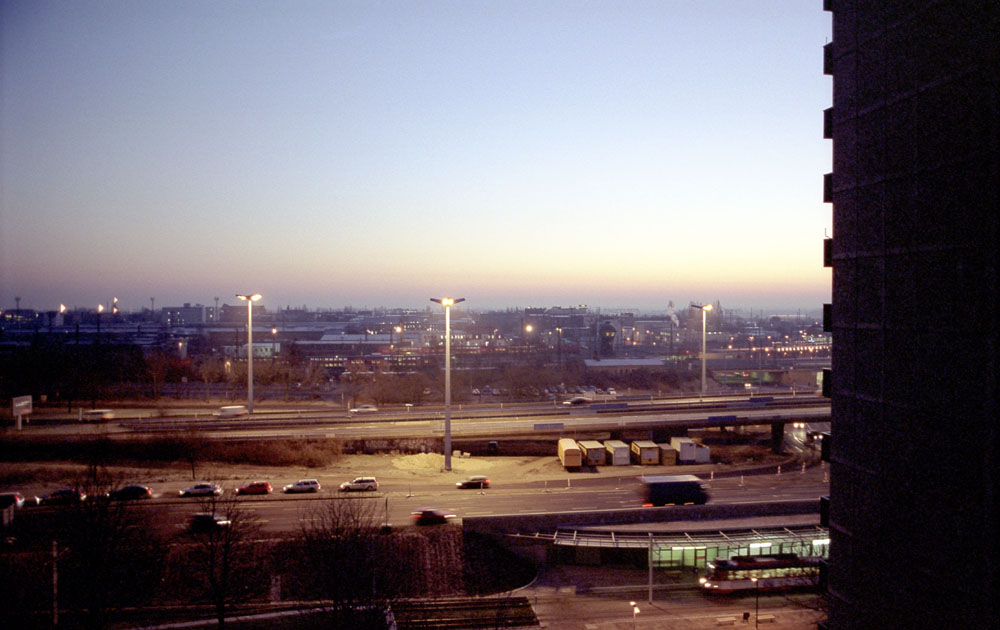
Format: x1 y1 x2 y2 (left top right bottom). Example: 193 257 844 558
236 293 262 413
751 576 759 628
430 297 465 472
691 303 713 396
556 327 563 370
629 601 640 630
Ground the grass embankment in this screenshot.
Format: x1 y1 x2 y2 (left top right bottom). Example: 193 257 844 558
0 434 344 485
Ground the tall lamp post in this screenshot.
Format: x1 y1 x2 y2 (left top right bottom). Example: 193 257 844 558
236 293 262 413
431 297 465 472
751 576 760 628
691 303 713 396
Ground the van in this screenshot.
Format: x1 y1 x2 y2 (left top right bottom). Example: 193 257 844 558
218 405 249 418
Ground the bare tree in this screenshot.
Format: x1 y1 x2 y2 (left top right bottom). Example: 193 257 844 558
182 491 265 629
291 496 403 629
56 471 166 630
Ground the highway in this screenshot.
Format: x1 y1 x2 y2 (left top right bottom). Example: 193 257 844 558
15 455 828 535
110 394 830 441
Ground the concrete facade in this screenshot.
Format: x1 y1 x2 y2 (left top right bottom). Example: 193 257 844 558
825 2 997 628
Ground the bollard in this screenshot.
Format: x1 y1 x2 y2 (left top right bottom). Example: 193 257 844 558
739 475 745 487
801 461 807 473
777 465 782 475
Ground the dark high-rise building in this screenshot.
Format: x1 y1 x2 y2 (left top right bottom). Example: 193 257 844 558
823 2 997 628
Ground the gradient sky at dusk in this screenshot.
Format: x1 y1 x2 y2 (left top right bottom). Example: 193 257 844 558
2 1 831 315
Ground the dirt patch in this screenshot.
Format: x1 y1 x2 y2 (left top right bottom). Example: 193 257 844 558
391 453 495 475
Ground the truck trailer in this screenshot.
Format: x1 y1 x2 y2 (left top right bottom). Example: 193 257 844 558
558 438 582 468
578 441 606 466
630 440 660 465
605 440 630 466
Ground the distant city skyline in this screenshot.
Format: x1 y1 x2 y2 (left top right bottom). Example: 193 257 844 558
1 2 831 315
4 292 822 319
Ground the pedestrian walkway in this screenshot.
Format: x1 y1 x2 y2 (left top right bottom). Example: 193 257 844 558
519 565 826 630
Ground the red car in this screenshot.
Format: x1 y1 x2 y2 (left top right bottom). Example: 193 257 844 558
235 481 272 495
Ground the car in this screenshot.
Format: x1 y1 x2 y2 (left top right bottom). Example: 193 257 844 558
39 488 86 505
283 479 320 493
607 388 617 396
456 475 490 489
349 404 378 414
338 477 378 492
189 512 231 533
179 483 222 497
217 405 249 418
82 409 114 421
410 508 454 526
0 491 29 509
108 484 152 500
563 396 589 406
235 481 272 495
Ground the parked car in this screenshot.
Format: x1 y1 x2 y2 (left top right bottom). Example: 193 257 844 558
0 491 29 509
189 512 231 533
338 477 378 492
349 404 378 414
283 479 321 493
456 475 490 489
179 483 222 497
39 488 86 505
235 481 272 495
410 508 454 526
108 485 152 501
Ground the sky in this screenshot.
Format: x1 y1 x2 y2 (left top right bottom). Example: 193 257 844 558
1 1 832 316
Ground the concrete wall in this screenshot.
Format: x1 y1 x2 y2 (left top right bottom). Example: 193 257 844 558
462 500 818 536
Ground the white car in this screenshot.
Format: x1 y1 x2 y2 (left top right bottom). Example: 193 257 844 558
349 404 379 414
338 477 378 492
283 479 321 493
179 483 222 497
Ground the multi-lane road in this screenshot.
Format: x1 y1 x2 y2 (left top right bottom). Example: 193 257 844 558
17 393 830 534
108 393 830 441
16 449 828 535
